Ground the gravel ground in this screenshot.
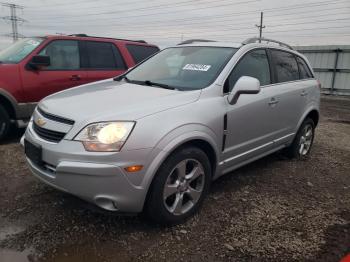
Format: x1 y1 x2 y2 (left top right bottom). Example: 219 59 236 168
0 96 349 262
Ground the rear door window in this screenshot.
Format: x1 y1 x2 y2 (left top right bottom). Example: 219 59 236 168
270 50 299 83
226 49 271 92
126 44 159 64
296 56 313 79
85 41 126 69
39 40 80 70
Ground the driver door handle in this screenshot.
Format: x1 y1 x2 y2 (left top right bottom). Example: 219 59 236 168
268 97 279 106
301 90 308 96
70 75 81 81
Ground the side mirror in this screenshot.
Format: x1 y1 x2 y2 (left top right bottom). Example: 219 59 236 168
28 55 50 69
227 76 261 105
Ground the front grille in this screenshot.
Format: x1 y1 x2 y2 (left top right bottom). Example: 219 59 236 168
37 107 75 125
33 122 66 143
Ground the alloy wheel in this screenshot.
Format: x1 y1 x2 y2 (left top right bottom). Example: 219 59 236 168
163 159 205 215
299 124 313 156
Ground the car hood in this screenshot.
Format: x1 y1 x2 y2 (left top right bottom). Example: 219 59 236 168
39 79 201 122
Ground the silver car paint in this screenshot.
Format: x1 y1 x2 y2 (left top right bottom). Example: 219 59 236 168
23 42 320 212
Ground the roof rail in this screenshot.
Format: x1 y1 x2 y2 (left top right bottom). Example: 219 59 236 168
177 39 216 45
69 34 88 37
68 34 147 44
242 37 294 50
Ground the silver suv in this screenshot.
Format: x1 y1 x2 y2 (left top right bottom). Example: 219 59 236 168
22 38 320 224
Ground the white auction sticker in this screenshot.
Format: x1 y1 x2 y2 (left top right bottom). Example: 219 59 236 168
183 64 211 71
27 40 40 46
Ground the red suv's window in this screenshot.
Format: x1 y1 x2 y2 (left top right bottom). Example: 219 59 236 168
85 41 126 69
126 44 159 64
39 40 80 70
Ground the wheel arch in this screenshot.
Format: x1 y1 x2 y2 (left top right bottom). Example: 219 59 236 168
141 129 220 211
306 109 319 127
0 91 17 119
296 107 320 132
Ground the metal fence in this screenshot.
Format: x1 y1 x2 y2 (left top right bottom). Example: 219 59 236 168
296 45 350 96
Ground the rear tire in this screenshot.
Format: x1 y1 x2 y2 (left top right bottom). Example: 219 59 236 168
0 105 11 141
145 146 211 225
284 118 315 159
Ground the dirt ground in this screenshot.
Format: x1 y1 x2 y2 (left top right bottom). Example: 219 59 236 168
0 96 349 262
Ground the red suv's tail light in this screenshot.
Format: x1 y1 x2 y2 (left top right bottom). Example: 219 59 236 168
316 80 322 89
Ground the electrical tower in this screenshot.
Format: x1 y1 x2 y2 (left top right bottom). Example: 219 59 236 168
255 12 265 43
1 2 26 42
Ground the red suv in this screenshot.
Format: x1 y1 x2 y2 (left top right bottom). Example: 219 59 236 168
0 34 159 140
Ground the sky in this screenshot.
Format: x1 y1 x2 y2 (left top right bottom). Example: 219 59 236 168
0 0 350 50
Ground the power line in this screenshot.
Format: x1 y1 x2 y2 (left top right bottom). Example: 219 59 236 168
27 0 347 23
28 15 349 38
0 2 26 41
27 0 215 18
26 0 349 30
26 0 99 8
27 6 350 35
97 24 350 39
29 0 260 22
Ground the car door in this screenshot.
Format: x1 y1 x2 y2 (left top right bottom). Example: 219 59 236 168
20 39 87 102
222 48 278 171
83 41 127 82
296 55 315 117
267 49 305 146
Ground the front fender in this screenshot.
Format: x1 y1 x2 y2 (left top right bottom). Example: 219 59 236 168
138 125 220 209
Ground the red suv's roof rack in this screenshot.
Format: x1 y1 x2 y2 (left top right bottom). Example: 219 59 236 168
68 34 147 44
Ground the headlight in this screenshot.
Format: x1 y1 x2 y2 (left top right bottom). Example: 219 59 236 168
74 122 135 152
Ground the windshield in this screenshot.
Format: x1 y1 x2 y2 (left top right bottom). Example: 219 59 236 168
0 37 44 64
125 46 237 90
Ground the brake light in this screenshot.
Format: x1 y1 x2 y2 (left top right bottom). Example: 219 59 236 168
316 80 322 89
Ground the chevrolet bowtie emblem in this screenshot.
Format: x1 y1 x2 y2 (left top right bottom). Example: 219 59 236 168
36 118 46 127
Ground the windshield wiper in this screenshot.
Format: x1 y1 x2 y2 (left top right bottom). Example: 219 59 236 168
144 80 175 90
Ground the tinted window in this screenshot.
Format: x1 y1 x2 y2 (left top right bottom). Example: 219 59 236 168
227 49 271 92
297 56 313 79
271 50 299 82
126 44 159 64
39 40 80 70
85 41 125 69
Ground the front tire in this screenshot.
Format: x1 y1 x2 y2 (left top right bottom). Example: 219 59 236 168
145 146 211 225
0 105 11 141
284 118 315 159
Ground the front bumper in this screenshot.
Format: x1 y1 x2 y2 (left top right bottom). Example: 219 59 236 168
23 122 159 213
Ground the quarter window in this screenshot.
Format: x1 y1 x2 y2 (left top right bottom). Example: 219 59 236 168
227 49 271 92
85 41 125 69
39 40 80 70
296 56 313 79
126 44 159 64
271 50 299 83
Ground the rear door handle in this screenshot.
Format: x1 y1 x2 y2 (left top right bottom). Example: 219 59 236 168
268 97 279 106
70 75 81 81
301 90 308 96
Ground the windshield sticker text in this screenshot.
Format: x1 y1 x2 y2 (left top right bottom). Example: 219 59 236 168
183 64 211 71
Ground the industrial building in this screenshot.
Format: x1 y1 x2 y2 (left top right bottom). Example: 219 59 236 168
296 45 350 96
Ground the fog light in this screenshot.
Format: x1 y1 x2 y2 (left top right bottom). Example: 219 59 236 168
124 165 143 172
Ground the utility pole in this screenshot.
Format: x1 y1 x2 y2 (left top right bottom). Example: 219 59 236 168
255 12 265 43
1 2 26 42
